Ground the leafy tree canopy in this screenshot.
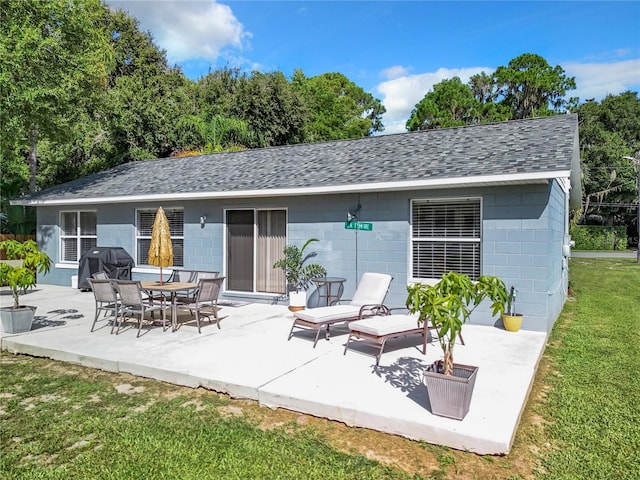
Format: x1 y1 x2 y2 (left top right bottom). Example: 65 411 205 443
407 53 577 132
0 0 114 192
293 71 386 141
493 53 577 119
578 91 640 226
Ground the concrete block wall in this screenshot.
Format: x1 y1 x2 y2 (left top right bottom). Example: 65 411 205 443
481 183 560 332
35 182 567 332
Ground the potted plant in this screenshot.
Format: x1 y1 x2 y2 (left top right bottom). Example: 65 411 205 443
406 271 509 419
502 286 523 332
0 239 51 333
273 238 327 312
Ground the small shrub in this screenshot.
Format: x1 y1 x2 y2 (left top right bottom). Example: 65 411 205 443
570 225 628 250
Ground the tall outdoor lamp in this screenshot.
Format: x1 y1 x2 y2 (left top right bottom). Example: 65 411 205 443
622 156 640 264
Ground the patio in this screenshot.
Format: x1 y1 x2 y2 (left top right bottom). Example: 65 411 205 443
0 284 547 455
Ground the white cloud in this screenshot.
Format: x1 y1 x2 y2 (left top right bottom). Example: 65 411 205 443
105 0 249 64
563 59 640 101
375 60 640 134
375 67 490 134
381 65 412 80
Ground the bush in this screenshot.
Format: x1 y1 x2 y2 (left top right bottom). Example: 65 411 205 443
570 225 628 250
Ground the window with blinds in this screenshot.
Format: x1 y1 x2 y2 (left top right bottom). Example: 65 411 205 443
60 211 97 262
136 208 184 266
411 198 481 280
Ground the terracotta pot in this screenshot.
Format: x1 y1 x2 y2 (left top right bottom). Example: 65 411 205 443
288 290 306 312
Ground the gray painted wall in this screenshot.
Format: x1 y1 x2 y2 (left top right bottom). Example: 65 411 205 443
36 180 569 333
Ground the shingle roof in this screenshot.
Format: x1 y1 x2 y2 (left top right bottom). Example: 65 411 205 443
17 114 579 205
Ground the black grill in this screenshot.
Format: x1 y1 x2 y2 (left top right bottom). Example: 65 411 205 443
77 247 135 289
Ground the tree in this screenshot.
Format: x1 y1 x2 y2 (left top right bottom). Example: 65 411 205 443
235 71 308 146
406 77 483 131
176 114 262 153
102 10 196 165
0 0 113 192
407 54 577 132
196 66 246 120
578 91 640 227
293 71 386 141
493 53 577 119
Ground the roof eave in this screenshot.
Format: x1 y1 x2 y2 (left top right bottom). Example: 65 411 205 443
11 171 572 206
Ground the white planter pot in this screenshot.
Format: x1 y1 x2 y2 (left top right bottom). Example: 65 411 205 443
288 290 307 312
0 306 37 334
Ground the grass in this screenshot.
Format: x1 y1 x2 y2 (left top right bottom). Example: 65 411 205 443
1 258 639 479
537 258 640 479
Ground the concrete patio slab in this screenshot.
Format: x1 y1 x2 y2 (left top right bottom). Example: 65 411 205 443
0 284 547 455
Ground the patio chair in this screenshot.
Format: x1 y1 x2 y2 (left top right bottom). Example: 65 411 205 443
175 270 219 303
92 271 109 280
87 278 119 333
113 280 168 337
169 269 197 283
175 277 225 333
194 270 219 282
146 269 196 307
289 272 393 347
344 308 431 366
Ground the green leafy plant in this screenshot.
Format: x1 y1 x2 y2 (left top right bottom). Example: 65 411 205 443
0 239 51 309
406 272 509 375
272 238 327 293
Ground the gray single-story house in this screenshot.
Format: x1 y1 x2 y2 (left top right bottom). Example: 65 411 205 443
14 114 581 332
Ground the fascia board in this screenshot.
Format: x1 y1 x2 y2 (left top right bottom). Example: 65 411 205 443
12 170 571 206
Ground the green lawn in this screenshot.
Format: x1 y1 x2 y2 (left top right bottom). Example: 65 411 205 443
537 258 640 479
1 258 639 479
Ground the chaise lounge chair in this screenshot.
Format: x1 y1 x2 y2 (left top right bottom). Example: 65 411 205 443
344 309 430 365
289 272 393 347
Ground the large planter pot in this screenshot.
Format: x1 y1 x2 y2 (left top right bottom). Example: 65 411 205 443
503 314 523 332
288 290 307 312
423 361 479 420
0 306 37 334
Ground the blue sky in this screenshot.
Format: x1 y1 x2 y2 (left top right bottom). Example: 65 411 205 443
106 1 640 133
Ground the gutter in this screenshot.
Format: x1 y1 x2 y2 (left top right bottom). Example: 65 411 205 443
12 170 571 207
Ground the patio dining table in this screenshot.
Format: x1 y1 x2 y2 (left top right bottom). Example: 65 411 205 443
140 281 198 331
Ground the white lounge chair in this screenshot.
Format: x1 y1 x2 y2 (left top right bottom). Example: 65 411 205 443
289 272 392 347
344 310 430 366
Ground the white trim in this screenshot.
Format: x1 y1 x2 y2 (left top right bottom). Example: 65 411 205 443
409 196 483 283
557 177 571 194
13 171 570 206
55 262 79 270
135 207 184 267
59 210 97 262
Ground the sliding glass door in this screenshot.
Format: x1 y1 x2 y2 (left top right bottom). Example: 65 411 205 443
226 209 286 294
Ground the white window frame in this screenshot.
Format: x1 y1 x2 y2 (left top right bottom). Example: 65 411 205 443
59 210 97 263
135 207 184 267
410 197 482 283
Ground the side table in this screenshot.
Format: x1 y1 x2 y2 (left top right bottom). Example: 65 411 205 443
312 277 346 307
